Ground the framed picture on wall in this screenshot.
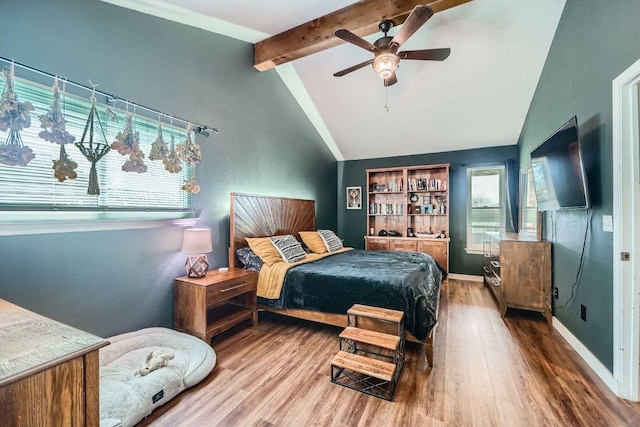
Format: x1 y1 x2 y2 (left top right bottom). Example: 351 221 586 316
346 186 362 210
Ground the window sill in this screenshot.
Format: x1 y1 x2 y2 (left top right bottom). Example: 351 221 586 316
0 212 198 236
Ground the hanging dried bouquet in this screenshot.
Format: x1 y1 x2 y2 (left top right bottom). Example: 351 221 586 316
0 64 35 167
111 113 147 173
39 78 78 181
176 124 202 194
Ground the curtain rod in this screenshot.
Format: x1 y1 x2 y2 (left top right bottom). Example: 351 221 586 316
0 56 219 136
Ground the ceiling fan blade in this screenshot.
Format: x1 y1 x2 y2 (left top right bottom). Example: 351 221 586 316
398 48 451 61
390 5 434 49
384 73 398 87
335 29 379 53
334 59 374 77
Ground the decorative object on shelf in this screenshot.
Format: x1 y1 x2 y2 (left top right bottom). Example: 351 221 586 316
409 193 419 202
149 120 168 161
407 227 415 237
181 228 213 278
111 111 147 173
0 63 35 167
347 186 362 210
75 87 111 195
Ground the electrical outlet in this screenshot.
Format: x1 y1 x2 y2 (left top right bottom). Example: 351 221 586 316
580 304 587 321
553 287 559 299
603 215 613 232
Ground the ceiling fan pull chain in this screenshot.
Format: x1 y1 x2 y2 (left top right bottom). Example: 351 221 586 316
385 86 390 112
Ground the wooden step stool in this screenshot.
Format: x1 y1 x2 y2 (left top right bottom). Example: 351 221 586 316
330 304 405 400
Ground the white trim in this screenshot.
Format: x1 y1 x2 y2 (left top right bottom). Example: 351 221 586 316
99 0 268 43
0 217 198 236
612 57 640 401
553 317 620 395
275 64 343 161
448 273 484 282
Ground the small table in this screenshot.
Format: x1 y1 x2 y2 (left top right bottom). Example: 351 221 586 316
174 268 258 342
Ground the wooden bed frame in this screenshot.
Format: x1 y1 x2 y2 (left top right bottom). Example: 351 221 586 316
229 192 436 365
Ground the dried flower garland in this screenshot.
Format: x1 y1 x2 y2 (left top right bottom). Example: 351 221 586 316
0 64 35 166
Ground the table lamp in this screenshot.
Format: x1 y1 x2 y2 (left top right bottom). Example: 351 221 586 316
181 228 213 278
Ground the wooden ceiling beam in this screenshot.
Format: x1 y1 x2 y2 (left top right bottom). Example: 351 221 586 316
253 0 472 71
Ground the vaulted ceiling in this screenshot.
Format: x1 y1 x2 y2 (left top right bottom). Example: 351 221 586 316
101 0 566 161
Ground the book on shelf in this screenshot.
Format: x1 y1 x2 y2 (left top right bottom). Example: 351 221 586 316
407 178 447 191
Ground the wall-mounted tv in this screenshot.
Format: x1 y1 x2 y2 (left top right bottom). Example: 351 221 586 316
530 116 590 211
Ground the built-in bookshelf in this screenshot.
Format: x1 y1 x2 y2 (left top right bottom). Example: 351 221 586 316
365 164 450 271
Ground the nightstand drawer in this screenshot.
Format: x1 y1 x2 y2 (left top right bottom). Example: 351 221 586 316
206 279 256 303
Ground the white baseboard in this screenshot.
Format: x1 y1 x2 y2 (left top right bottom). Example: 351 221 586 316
553 317 620 395
448 273 484 282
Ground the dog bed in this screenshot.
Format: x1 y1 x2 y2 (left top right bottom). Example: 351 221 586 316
99 327 216 427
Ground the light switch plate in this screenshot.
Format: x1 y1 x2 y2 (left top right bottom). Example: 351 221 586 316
603 215 613 232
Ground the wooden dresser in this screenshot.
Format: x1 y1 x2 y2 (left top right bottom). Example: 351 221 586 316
0 299 108 426
483 232 552 325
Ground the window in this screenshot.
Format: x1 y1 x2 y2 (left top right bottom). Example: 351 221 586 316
0 76 193 227
466 165 505 252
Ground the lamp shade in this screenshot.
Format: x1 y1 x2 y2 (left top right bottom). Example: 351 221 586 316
181 228 213 254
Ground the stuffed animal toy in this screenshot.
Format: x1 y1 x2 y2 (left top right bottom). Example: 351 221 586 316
134 350 175 376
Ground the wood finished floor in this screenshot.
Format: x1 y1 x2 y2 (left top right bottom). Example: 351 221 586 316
139 280 640 426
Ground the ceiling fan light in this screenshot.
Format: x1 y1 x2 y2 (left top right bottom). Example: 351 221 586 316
372 53 399 79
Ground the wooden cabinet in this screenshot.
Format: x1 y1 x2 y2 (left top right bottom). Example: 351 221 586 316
364 163 450 271
0 299 107 426
174 268 258 342
483 232 552 325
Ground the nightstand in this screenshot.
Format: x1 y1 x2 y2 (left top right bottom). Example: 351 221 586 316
174 268 258 342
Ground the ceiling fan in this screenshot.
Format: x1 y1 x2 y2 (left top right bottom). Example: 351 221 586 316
333 5 450 87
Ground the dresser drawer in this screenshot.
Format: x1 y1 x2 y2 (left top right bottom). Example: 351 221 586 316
391 240 418 251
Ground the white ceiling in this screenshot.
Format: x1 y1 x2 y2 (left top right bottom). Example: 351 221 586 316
101 0 566 161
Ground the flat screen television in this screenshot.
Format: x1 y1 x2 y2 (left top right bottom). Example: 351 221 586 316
530 116 590 211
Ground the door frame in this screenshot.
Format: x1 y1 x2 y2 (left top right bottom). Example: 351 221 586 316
612 57 640 401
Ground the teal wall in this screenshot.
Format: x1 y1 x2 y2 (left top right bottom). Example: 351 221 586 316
518 0 640 370
0 0 337 337
338 145 518 275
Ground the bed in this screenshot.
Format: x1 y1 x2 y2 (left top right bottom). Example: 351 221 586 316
228 193 445 366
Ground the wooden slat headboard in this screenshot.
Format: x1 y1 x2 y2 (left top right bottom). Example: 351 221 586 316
229 193 316 268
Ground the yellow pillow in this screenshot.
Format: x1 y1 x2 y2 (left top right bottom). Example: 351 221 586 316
245 237 283 266
299 231 327 254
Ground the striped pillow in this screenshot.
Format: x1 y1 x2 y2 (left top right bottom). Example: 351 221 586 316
318 229 343 253
270 235 306 263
